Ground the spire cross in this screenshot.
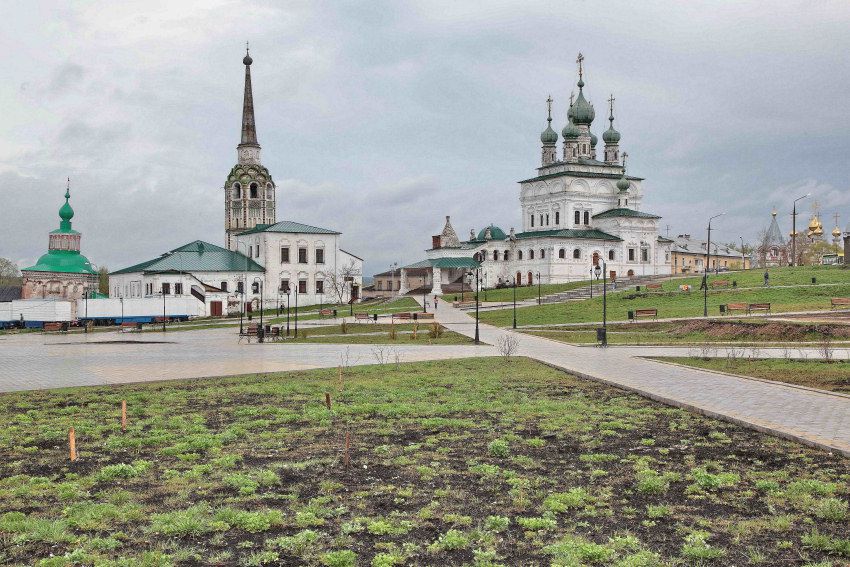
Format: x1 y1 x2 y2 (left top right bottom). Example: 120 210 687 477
569 91 574 106
621 152 629 170
607 94 615 121
65 177 70 198
546 95 553 121
246 41 249 55
576 52 584 80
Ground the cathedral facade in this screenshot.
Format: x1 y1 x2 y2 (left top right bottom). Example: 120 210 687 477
397 55 672 295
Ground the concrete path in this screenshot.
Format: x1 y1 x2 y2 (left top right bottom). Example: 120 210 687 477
429 299 850 457
0 327 494 393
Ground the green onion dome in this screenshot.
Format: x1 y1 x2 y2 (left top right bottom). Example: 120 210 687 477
571 80 595 125
562 113 580 139
616 173 630 192
540 119 558 145
603 124 621 143
590 131 598 147
477 225 506 241
59 188 74 222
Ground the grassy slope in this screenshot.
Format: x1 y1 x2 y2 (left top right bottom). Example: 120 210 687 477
0 358 848 565
480 266 850 327
272 323 473 345
655 357 850 394
442 280 593 303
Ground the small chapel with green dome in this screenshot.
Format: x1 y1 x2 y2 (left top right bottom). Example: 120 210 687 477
21 180 99 312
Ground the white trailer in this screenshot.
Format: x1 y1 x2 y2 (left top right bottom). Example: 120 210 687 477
5 300 74 328
76 297 204 323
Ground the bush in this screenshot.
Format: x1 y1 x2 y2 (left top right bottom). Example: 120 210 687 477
543 488 591 513
429 529 469 551
813 497 848 522
488 439 510 458
321 550 356 567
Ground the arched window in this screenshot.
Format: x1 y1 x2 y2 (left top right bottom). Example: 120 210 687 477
574 211 581 225
583 211 590 225
516 271 522 285
527 271 533 285
558 248 566 259
250 182 258 199
540 249 545 259
573 248 581 259
608 250 615 261
529 250 535 260
504 250 510 261
234 183 242 199
266 182 273 199
493 250 499 261
518 250 523 260
592 252 600 266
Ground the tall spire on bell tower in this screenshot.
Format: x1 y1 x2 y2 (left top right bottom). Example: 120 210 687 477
237 43 261 165
540 95 558 166
603 93 621 164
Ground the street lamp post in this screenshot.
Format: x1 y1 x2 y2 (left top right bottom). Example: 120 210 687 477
285 286 291 336
594 263 607 346
161 288 166 332
466 270 480 345
739 236 745 270
589 267 594 299
294 287 299 337
238 288 244 334
483 273 488 302
792 193 810 267
120 297 124 325
704 212 725 317
512 279 518 329
84 284 89 332
536 272 541 305
349 280 354 317
254 277 264 343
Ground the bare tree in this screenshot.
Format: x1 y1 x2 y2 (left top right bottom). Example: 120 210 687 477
324 259 362 305
0 257 21 286
497 334 520 358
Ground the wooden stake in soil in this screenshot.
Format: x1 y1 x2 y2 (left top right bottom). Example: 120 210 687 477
121 399 127 432
343 430 351 467
325 392 332 410
69 427 77 461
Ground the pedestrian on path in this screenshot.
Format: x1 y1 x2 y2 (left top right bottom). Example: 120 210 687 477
434 295 438 308
764 270 770 287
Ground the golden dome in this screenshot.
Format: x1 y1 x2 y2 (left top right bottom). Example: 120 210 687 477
833 226 842 237
814 226 824 236
808 216 821 231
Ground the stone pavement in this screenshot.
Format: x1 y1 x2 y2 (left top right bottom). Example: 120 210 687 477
429 298 850 457
0 327 494 393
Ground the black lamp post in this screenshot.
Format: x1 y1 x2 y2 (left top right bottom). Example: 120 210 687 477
254 277 264 343
238 288 244 334
596 262 608 346
791 193 810 267
483 273 488 302
512 279 517 329
423 285 427 313
285 286 290 336
589 266 594 299
120 296 124 325
460 276 465 302
84 284 89 332
294 287 299 336
704 212 725 317
466 270 480 345
349 281 354 317
536 272 541 305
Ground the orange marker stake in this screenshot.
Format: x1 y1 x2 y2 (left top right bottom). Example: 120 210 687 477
121 400 127 432
69 427 77 461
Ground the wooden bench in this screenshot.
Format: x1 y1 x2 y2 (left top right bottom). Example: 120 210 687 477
43 322 64 332
452 301 477 309
831 298 850 309
392 312 413 322
748 303 771 314
710 279 731 288
629 308 658 321
238 324 259 343
120 321 141 332
319 309 334 318
415 312 435 321
725 302 749 314
645 283 663 290
153 316 169 324
354 313 373 323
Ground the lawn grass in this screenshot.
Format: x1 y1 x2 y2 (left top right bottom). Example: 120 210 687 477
441 280 593 303
480 266 850 327
270 323 473 345
522 319 850 346
654 357 850 394
1 358 848 565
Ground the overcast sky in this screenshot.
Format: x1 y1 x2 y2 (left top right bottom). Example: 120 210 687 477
2 1 849 276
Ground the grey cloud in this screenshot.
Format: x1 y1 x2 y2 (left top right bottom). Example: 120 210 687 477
48 62 86 94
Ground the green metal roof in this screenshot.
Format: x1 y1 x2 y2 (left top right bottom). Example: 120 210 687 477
657 235 674 243
237 220 340 236
111 240 263 275
404 257 482 270
592 208 661 220
520 166 644 184
514 228 622 241
22 249 97 275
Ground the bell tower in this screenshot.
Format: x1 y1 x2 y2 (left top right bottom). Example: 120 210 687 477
224 45 277 250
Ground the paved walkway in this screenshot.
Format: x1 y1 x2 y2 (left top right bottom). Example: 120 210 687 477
0 328 494 392
429 299 850 457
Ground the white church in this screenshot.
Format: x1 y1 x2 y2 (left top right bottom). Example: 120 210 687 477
397 54 672 296
110 50 363 315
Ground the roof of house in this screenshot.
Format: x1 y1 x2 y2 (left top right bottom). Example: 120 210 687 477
374 267 430 277
592 207 661 220
513 228 622 242
237 220 340 236
520 161 645 184
671 236 742 258
111 240 264 275
340 249 363 261
403 257 482 270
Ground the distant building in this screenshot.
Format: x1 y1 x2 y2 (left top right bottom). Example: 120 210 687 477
366 267 429 299
21 181 98 316
756 211 789 268
670 235 748 274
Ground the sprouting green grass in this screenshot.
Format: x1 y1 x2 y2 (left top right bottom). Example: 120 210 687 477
0 357 847 564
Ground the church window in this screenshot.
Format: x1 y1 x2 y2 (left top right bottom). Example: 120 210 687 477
530 214 535 228
234 183 242 199
237 281 244 294
250 183 258 199
518 251 523 260
608 250 615 261
266 183 273 199
493 250 499 261
316 248 325 264
221 282 228 292
255 245 260 257
559 249 565 259
545 214 549 225
175 283 183 295
628 248 635 261
316 280 324 294
298 247 308 263
555 211 560 225
583 211 590 225
529 250 535 260
641 248 649 262
298 279 307 294
573 249 581 259
574 211 581 225
504 250 510 261
540 249 545 259
162 283 171 295
281 247 290 263
280 279 290 292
